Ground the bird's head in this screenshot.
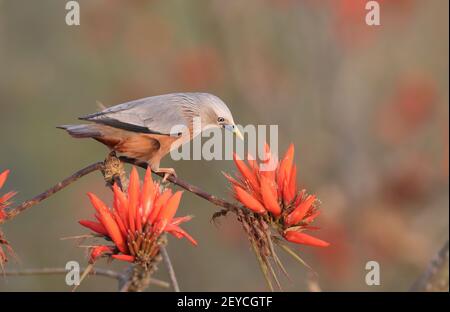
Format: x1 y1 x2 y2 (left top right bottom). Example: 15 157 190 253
196 93 244 140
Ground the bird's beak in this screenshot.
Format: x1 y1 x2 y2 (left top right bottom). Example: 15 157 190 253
234 127 244 140
224 124 244 140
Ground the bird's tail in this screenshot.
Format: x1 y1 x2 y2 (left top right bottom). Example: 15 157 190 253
57 124 102 138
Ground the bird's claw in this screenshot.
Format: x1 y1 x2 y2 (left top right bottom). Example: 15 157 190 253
155 168 177 183
162 173 170 183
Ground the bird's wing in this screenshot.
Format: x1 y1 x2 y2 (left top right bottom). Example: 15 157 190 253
80 94 192 136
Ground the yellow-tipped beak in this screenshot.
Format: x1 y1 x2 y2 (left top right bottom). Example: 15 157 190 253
233 126 244 141
224 124 244 140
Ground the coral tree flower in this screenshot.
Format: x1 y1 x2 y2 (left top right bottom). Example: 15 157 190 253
0 170 16 222
0 169 17 269
79 166 196 266
225 144 329 248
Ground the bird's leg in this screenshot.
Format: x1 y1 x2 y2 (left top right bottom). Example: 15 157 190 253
154 168 177 183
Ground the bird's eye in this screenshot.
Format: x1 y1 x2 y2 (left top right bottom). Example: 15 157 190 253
217 117 225 123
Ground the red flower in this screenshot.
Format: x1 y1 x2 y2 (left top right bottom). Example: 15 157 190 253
284 230 330 248
225 144 329 248
88 246 113 264
0 169 16 269
79 166 196 266
0 170 16 221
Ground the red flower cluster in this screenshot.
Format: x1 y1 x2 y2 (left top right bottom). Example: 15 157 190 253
0 169 16 268
225 144 329 248
80 167 196 265
0 170 16 222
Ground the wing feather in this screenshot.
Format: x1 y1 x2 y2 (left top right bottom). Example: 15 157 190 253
80 93 197 136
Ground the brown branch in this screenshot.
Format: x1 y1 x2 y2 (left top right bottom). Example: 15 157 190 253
2 267 170 288
120 156 240 212
2 162 104 223
410 240 449 292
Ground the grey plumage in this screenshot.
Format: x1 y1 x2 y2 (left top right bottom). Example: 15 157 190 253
58 92 241 173
79 92 233 136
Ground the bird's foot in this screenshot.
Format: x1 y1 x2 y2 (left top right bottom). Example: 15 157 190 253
155 168 177 183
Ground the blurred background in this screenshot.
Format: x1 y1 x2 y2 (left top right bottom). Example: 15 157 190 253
0 0 448 291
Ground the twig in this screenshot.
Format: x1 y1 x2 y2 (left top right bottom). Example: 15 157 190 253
410 240 449 292
2 267 121 280
2 162 104 223
2 267 170 288
120 157 240 212
160 245 180 292
145 277 171 288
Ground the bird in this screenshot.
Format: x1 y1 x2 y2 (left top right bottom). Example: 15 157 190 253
58 92 243 180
